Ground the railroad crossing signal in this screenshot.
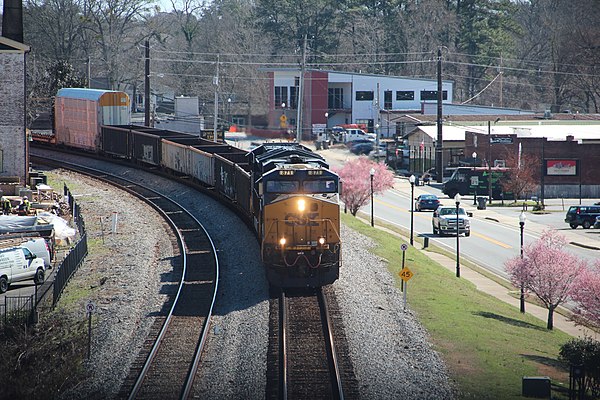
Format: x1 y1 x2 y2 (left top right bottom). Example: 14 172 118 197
399 267 413 282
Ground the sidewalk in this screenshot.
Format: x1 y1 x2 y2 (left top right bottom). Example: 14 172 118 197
391 176 599 339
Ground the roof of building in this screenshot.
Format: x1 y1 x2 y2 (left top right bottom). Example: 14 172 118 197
0 36 30 52
260 67 453 84
414 121 600 142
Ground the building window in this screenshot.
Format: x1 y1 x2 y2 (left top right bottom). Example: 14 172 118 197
295 77 300 87
355 91 374 101
384 90 392 109
396 91 414 101
420 90 448 101
232 116 245 126
328 88 344 109
290 86 298 109
275 86 288 107
356 119 373 132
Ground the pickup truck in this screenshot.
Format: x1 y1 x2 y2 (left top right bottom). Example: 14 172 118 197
432 206 471 236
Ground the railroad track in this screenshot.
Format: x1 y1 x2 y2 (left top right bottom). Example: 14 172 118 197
32 155 219 400
268 288 344 400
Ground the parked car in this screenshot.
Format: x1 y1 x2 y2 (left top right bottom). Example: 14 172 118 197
564 205 600 229
432 206 471 236
0 246 46 293
415 194 440 211
350 141 374 155
594 216 600 229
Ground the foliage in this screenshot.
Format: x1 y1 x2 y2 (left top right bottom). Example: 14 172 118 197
0 312 88 398
333 157 394 217
505 229 585 329
571 261 600 330
559 337 600 398
499 147 539 201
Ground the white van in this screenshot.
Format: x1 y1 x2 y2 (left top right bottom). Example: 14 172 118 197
344 128 377 143
0 237 52 268
20 238 52 268
0 247 46 293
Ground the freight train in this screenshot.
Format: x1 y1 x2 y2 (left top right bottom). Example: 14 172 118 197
36 88 341 287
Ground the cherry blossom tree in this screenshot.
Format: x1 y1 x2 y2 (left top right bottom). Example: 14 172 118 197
333 157 394 217
505 230 585 330
571 260 600 330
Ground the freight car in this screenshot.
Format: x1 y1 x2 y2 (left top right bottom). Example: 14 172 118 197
54 88 130 151
44 115 341 287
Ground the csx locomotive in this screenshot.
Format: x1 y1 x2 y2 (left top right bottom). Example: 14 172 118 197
35 88 341 287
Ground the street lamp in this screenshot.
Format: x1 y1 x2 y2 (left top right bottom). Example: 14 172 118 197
370 168 375 227
409 175 416 245
455 193 461 278
519 211 526 313
375 123 380 161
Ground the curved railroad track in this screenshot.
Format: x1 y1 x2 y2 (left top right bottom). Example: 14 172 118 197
268 288 344 400
32 154 219 400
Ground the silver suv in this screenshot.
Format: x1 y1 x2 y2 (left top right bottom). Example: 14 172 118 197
432 206 471 237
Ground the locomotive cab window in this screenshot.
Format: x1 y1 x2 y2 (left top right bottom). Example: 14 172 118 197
303 179 337 193
266 180 300 193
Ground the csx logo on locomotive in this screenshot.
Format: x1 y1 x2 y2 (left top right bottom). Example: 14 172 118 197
285 212 319 226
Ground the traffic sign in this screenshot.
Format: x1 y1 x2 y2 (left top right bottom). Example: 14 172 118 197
85 300 96 314
400 243 408 251
399 267 413 282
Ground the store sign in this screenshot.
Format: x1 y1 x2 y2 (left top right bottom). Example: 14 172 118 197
546 159 577 176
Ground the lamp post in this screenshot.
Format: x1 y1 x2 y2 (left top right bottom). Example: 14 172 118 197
375 123 380 162
409 175 416 245
455 193 461 278
519 211 526 313
370 168 375 227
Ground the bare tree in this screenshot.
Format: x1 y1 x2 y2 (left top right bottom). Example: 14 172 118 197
499 146 539 202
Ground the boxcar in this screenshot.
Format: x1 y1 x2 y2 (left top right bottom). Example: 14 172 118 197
55 88 130 151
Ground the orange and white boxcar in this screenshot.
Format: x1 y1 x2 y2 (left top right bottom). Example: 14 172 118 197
55 88 130 151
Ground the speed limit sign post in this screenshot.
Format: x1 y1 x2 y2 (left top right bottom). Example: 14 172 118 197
399 243 412 309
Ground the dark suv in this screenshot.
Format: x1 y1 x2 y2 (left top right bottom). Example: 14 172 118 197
565 205 600 229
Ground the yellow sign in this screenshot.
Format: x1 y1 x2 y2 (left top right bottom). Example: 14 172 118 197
399 267 413 282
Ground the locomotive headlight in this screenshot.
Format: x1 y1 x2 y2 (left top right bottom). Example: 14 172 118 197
318 237 326 245
279 237 286 246
297 199 306 212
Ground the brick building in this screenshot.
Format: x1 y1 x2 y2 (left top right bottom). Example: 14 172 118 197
465 130 600 199
0 35 29 191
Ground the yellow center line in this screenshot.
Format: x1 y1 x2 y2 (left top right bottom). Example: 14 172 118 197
373 198 513 249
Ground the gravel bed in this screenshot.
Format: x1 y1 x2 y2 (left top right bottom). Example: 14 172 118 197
35 149 454 399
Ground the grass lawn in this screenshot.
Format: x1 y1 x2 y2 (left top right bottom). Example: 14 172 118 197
342 213 573 399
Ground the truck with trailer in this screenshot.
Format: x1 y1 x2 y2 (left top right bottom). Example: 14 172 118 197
442 167 509 200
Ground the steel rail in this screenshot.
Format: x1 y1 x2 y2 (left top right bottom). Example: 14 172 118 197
32 154 219 400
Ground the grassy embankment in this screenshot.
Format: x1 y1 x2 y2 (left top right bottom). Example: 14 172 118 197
342 213 573 400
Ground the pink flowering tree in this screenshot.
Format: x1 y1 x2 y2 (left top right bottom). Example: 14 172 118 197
571 260 600 330
505 230 586 330
333 157 395 217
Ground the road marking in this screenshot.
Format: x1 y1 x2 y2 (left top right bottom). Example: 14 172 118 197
373 198 513 249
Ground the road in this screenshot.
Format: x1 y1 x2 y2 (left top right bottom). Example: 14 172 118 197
319 144 600 279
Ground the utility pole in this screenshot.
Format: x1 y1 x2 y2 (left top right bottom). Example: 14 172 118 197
296 34 307 143
436 47 443 183
488 121 492 203
144 40 150 127
213 54 220 142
